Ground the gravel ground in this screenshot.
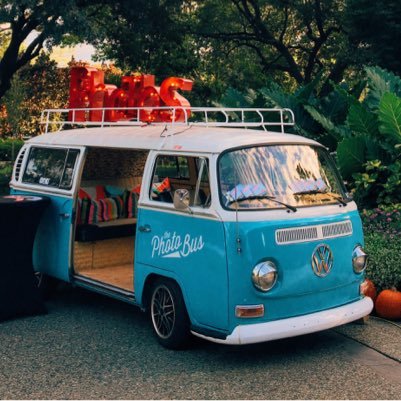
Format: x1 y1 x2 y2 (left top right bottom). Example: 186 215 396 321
1 286 401 400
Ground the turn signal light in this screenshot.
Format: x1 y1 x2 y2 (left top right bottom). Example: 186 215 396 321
235 304 265 318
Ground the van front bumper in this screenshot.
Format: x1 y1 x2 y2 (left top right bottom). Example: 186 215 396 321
192 297 373 345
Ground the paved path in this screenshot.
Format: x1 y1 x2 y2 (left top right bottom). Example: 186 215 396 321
335 316 401 362
1 286 400 399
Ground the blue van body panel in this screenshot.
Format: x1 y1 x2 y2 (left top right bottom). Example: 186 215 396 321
223 209 365 333
135 207 228 331
11 189 73 282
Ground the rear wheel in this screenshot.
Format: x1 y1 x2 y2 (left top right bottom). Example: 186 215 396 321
34 271 58 299
150 279 190 349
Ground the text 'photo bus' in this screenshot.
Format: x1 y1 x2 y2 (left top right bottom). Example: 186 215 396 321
10 106 373 349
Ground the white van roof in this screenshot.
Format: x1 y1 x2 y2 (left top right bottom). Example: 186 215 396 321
27 125 322 153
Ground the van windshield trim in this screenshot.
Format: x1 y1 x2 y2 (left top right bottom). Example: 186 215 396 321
217 144 350 212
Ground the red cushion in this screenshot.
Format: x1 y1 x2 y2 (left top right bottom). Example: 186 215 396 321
95 185 106 200
152 177 171 194
132 184 141 195
78 188 91 199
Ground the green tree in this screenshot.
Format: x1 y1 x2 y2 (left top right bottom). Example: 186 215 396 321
1 74 27 137
0 54 70 138
90 0 346 103
90 0 223 104
0 0 109 101
192 0 350 86
92 0 367 98
345 0 401 76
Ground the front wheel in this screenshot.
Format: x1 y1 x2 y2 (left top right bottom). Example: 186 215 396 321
150 279 190 349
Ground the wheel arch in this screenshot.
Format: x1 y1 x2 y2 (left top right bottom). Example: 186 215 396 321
140 272 189 314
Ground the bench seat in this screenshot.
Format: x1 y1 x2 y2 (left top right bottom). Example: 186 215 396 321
75 218 137 242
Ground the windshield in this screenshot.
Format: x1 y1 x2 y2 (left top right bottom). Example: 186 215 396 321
218 145 348 210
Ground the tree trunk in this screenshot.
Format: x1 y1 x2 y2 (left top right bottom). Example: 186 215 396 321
0 28 23 102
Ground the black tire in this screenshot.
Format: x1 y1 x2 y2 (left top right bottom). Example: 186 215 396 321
150 278 191 349
34 271 58 299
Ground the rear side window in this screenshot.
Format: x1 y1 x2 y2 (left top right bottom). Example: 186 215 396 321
153 155 189 180
150 154 211 207
22 147 80 190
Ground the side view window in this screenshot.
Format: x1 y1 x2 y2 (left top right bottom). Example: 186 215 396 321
150 155 211 207
153 156 189 180
22 147 80 190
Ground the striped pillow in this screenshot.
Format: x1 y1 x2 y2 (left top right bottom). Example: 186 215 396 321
80 196 124 224
122 190 139 218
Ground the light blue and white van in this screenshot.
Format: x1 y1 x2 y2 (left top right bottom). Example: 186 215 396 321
10 107 373 349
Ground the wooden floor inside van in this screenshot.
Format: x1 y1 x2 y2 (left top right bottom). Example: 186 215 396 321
74 237 135 293
78 264 134 292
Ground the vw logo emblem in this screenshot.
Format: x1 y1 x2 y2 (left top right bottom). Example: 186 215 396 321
311 244 333 277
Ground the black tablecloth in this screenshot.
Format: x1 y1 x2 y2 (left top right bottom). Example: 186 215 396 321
0 195 50 322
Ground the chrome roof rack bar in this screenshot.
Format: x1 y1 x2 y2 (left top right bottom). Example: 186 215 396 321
40 107 295 134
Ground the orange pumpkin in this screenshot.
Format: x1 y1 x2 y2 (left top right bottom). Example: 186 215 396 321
361 279 377 302
375 289 401 320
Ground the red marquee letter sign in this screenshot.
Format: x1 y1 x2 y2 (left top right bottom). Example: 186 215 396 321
68 67 193 123
69 67 99 121
160 77 193 122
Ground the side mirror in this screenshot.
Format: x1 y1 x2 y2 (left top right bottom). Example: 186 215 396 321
173 189 191 212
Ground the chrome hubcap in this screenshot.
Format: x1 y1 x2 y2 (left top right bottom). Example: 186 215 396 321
151 285 176 339
34 271 43 288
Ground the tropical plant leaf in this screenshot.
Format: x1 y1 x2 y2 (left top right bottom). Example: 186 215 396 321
365 137 388 162
259 85 302 133
304 105 346 140
337 136 366 179
304 105 335 130
259 84 297 110
294 70 323 103
350 79 367 101
216 87 253 108
320 89 349 124
243 88 258 106
347 103 378 137
364 66 401 109
378 92 401 145
330 82 360 107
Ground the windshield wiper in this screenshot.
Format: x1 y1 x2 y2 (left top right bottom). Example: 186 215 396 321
293 190 348 207
227 195 297 212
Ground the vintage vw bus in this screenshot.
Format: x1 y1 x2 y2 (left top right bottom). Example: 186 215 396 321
10 107 373 349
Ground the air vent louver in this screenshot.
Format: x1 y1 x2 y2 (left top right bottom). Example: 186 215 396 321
276 220 353 245
14 148 26 181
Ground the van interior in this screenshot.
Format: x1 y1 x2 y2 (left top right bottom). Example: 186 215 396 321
72 147 210 294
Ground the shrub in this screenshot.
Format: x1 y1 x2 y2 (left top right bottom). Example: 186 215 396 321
0 138 24 161
0 163 12 195
362 204 401 291
361 204 401 237
0 138 23 194
364 232 401 291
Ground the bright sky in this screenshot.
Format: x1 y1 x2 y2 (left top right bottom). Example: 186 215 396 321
25 30 96 67
50 43 96 67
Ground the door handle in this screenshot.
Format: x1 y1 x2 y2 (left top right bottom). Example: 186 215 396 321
59 213 71 219
138 224 151 233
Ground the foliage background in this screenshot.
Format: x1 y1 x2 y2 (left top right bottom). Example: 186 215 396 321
0 0 400 290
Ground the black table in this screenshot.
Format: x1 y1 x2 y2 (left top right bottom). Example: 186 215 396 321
0 195 50 322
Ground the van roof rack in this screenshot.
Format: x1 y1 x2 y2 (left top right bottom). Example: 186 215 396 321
40 107 295 134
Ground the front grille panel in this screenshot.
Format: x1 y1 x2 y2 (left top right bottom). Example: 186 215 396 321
276 226 318 244
321 220 353 239
276 220 353 245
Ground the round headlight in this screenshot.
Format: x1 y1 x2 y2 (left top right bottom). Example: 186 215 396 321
252 261 278 292
352 245 367 273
